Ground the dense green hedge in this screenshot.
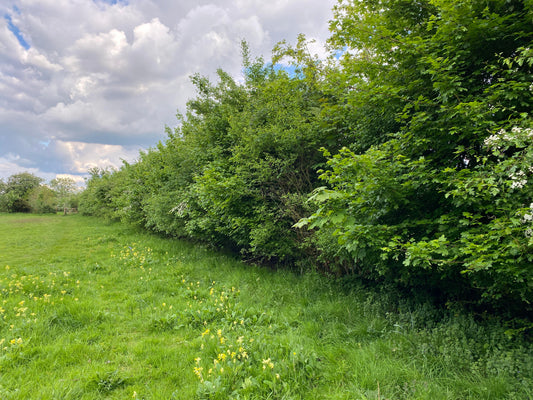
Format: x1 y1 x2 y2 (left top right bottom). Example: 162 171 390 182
79 0 533 317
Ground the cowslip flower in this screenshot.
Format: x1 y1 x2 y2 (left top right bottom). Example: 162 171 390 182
193 366 204 382
262 358 274 370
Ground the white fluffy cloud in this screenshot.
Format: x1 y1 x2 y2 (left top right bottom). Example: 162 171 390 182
52 139 141 173
0 0 336 182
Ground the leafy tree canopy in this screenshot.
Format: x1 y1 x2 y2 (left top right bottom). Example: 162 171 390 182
2 172 43 212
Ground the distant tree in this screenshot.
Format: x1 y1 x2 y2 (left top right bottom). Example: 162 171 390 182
28 185 56 214
50 177 78 213
2 172 43 212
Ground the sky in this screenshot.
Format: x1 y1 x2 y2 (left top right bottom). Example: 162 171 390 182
0 0 336 185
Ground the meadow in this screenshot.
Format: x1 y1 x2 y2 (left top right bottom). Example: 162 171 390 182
0 213 531 399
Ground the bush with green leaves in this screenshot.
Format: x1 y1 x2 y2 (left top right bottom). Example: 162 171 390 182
298 0 533 313
27 185 57 214
78 167 126 219
81 45 330 265
78 1 533 316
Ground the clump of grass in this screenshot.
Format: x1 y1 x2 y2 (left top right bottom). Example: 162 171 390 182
90 370 129 394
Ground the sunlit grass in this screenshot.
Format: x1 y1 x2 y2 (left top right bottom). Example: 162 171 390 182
0 213 531 399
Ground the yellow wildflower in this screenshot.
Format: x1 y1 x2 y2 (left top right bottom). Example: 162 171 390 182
262 358 274 369
193 366 204 382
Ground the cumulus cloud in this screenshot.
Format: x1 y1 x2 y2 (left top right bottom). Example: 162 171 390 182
0 0 336 183
52 139 141 173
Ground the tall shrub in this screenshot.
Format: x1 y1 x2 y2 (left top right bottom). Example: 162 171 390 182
298 0 533 312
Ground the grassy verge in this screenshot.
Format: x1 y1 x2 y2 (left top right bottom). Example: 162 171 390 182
0 213 531 399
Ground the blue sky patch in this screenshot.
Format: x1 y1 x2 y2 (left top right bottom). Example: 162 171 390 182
273 64 301 78
93 0 129 5
334 47 347 60
4 13 30 50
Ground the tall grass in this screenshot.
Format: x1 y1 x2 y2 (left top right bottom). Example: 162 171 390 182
0 213 531 399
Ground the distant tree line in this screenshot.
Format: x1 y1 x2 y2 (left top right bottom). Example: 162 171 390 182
79 0 533 317
0 172 79 214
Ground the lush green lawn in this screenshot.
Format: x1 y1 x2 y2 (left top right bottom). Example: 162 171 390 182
0 213 531 399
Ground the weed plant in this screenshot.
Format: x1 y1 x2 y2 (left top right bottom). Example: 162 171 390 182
0 214 531 399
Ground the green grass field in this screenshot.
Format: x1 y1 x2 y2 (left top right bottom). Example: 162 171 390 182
0 213 531 399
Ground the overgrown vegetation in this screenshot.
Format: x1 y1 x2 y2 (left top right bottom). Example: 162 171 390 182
1 214 531 399
78 0 533 317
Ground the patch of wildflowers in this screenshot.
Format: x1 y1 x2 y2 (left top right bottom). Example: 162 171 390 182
183 276 321 399
114 244 154 273
0 267 80 358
